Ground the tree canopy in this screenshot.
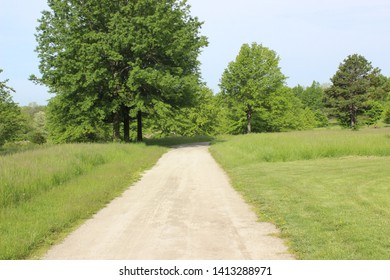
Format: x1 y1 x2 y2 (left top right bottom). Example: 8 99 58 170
219 43 286 134
324 54 383 129
33 0 207 142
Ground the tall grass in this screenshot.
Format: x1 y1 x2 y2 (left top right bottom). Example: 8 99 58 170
212 128 390 167
210 128 390 259
1 144 108 208
0 143 167 259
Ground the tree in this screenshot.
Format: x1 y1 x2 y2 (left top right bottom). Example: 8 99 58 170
364 100 383 127
21 103 48 144
382 93 390 125
147 86 221 136
293 81 329 127
33 0 207 142
0 69 25 146
293 81 324 111
260 86 316 132
219 43 286 134
324 54 381 129
45 92 111 143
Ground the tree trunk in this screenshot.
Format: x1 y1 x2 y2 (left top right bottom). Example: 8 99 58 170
350 105 356 129
123 106 130 142
113 111 121 141
137 110 143 142
246 105 252 134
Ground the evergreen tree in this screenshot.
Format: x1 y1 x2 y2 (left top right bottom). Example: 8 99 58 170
382 93 390 125
364 100 383 127
324 54 381 129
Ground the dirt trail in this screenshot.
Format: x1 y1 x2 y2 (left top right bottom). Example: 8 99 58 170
43 143 293 260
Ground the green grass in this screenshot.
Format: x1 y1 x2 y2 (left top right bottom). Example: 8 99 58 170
0 143 167 259
210 128 390 259
0 141 45 156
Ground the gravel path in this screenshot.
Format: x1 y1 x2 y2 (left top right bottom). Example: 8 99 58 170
43 143 293 260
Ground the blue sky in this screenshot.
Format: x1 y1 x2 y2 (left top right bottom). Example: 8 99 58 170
1 0 389 105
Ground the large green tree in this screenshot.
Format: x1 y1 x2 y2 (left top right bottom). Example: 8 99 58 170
219 43 286 134
0 70 25 146
324 54 382 129
33 0 207 142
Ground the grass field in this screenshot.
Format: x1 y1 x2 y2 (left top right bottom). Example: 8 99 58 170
210 128 390 259
0 143 167 259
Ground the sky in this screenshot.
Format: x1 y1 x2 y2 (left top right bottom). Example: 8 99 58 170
1 0 389 106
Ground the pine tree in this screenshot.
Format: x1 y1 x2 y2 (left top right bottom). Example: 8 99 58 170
324 54 381 129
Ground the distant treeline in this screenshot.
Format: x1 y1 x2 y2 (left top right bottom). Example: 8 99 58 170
1 1 390 146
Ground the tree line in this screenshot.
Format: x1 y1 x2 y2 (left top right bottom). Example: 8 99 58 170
0 70 47 146
219 43 390 134
1 0 390 146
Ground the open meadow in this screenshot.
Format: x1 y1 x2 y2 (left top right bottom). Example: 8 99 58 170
0 143 167 259
210 128 390 259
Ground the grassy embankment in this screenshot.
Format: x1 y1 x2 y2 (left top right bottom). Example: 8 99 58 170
210 129 390 259
0 143 168 259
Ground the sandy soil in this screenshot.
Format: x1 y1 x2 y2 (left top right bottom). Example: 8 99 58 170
43 143 294 260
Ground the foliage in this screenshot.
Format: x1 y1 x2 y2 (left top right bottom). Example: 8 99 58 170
293 81 324 111
260 87 316 132
324 54 382 129
293 81 329 127
46 93 111 143
219 43 286 134
367 74 390 102
0 69 25 146
33 0 207 143
147 86 221 137
21 103 48 144
363 100 383 127
384 94 390 125
210 129 390 259
218 85 317 134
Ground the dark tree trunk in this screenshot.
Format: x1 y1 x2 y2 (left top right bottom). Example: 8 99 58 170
350 105 357 129
246 105 252 134
113 111 121 141
123 106 130 142
137 110 143 142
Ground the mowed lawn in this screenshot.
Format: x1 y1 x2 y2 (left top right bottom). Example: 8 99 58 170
210 129 390 259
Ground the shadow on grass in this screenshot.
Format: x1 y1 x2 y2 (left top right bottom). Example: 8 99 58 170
144 135 216 148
